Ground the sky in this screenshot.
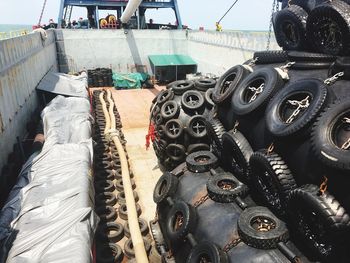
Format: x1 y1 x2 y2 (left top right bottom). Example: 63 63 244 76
0 0 276 30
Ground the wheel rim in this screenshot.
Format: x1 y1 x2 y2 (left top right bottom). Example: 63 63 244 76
256 170 282 211
185 94 201 107
217 179 236 191
331 112 350 151
190 118 206 137
251 216 276 232
166 121 182 137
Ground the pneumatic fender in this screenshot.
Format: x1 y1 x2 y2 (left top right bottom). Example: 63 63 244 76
186 241 228 263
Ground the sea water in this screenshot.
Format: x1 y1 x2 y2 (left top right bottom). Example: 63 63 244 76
0 24 32 33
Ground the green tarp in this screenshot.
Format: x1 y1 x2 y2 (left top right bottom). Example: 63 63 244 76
148 54 197 67
112 72 149 89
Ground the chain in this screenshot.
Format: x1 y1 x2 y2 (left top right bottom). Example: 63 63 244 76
286 95 310 123
267 143 275 154
319 176 328 195
324 72 344 85
249 57 259 66
223 237 242 252
233 121 240 133
267 0 278 50
280 61 296 72
248 83 265 103
193 194 209 208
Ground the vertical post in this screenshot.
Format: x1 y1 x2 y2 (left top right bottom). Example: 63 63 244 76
137 8 140 29
58 0 65 29
96 6 100 29
173 0 182 29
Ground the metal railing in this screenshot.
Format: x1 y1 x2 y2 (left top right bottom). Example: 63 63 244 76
0 30 29 40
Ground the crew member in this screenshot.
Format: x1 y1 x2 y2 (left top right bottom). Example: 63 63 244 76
216 22 222 32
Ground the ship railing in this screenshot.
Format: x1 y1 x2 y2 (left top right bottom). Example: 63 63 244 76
0 30 29 40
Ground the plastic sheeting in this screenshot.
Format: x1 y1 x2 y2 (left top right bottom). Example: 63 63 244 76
37 72 88 98
0 96 97 263
112 72 149 89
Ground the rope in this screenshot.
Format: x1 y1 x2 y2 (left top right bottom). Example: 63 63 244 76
218 0 239 24
38 0 48 26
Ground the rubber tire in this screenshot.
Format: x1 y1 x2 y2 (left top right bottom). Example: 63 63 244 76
266 78 328 137
95 180 115 193
123 218 149 238
221 130 253 184
231 67 285 116
166 144 187 162
186 241 228 263
115 178 136 192
306 1 350 55
186 151 218 173
157 89 174 104
117 191 139 205
166 201 197 244
164 119 184 139
97 243 124 263
96 206 117 222
212 65 250 104
253 50 288 64
207 173 249 203
205 88 215 107
153 172 179 204
287 50 336 62
124 238 151 258
96 192 117 207
273 5 309 50
187 143 210 154
119 203 142 220
170 80 195 95
291 61 333 69
287 184 350 260
249 150 297 217
181 90 205 111
161 100 179 120
238 206 289 249
96 222 124 243
205 118 226 157
195 78 217 91
187 115 207 138
311 99 350 170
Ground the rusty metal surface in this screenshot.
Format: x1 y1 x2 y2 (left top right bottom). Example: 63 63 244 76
0 30 57 173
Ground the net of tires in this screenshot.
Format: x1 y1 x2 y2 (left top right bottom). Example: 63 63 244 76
92 91 152 262
88 68 113 87
150 1 350 262
149 79 216 170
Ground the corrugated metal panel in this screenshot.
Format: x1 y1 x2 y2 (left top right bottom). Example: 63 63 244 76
0 29 58 173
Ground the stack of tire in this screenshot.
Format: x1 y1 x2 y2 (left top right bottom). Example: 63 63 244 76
152 151 312 263
92 91 151 262
88 68 113 87
149 79 216 170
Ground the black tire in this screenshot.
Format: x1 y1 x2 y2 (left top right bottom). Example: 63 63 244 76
187 143 210 154
287 50 336 62
124 238 151 258
187 115 207 138
95 179 115 193
116 178 136 192
181 90 205 111
207 173 249 203
311 99 350 170
164 119 184 139
166 201 197 245
287 184 350 260
273 5 309 50
291 61 333 70
117 191 139 205
97 243 124 263
96 192 117 207
123 218 149 238
205 88 215 107
96 206 117 222
221 130 253 184
155 113 163 126
119 203 142 220
186 151 218 173
153 172 179 204
266 78 328 137
195 78 217 91
249 150 297 217
186 241 228 263
231 67 285 116
161 100 179 120
157 89 174 104
170 80 195 95
238 206 289 249
156 124 165 138
205 118 226 157
253 50 288 64
96 222 124 243
306 1 350 55
212 65 250 104
166 144 187 162
289 0 316 13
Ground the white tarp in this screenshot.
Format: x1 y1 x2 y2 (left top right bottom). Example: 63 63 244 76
36 72 88 98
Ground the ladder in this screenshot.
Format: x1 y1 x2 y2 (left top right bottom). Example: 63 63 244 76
64 5 73 25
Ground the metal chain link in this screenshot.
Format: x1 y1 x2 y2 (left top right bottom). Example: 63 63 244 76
267 0 278 50
248 83 265 103
223 237 242 252
267 143 275 154
286 95 310 124
324 72 344 85
280 61 295 72
193 194 209 208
